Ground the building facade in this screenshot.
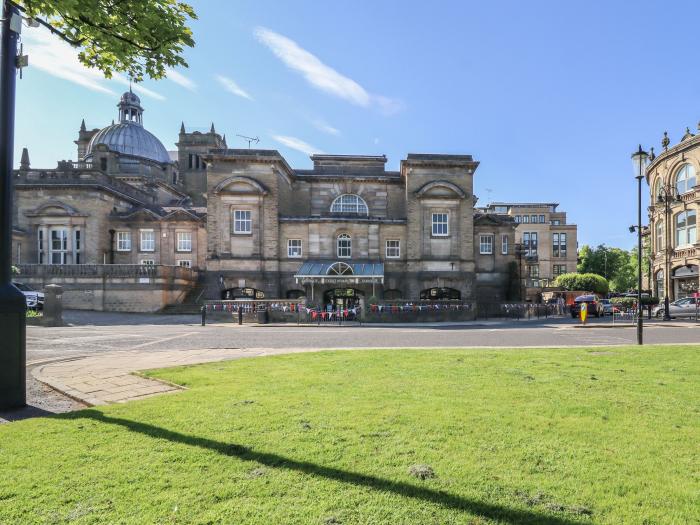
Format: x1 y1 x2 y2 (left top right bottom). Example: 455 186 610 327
11 92 527 310
646 128 699 301
480 202 578 294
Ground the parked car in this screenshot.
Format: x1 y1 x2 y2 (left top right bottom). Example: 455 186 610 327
570 295 603 318
13 282 44 310
652 297 699 318
599 298 614 316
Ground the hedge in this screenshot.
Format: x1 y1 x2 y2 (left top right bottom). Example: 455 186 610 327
553 273 609 295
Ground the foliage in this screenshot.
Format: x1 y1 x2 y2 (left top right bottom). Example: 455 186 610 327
11 265 19 275
577 244 637 292
0 346 698 523
17 0 197 80
610 296 659 307
25 309 42 318
554 272 609 295
367 295 378 305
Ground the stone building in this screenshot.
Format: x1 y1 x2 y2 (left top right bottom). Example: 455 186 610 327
646 128 699 301
480 202 578 297
11 91 524 310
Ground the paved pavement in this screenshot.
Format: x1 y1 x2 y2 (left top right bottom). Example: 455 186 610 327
4 310 696 418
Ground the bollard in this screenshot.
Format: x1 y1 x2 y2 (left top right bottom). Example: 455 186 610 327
238 306 243 325
43 284 63 327
201 305 206 326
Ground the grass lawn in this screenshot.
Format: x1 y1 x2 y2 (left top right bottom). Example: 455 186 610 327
1 345 698 524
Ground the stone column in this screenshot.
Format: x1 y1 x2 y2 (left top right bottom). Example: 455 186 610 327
39 224 49 264
65 224 73 264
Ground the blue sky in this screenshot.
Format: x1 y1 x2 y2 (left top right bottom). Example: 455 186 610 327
13 0 700 248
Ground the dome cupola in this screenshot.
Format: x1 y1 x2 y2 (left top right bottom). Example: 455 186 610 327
84 90 171 164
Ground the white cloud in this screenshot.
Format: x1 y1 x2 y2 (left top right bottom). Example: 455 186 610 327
21 27 164 101
312 118 340 136
254 26 401 114
215 74 253 100
272 135 324 156
166 68 197 91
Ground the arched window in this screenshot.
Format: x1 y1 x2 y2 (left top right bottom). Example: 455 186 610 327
327 261 353 275
655 220 664 252
330 194 368 215
675 210 697 247
654 177 663 201
674 164 696 194
336 234 352 258
655 269 665 300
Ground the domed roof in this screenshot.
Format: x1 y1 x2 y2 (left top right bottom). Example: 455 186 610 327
86 121 171 164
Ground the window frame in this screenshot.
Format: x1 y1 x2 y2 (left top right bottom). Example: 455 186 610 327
49 227 68 265
176 231 193 252
385 239 401 258
501 234 508 255
675 164 697 195
337 233 352 258
140 229 155 252
330 194 369 215
479 234 494 255
675 210 697 247
232 209 252 235
287 239 303 258
431 213 449 237
176 259 192 268
116 231 132 252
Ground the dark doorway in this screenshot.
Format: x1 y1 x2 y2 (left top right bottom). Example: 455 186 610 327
419 287 461 300
323 288 363 310
221 287 265 300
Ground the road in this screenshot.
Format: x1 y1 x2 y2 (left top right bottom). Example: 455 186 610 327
26 311 700 363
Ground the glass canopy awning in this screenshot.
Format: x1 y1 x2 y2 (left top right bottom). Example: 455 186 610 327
294 260 384 284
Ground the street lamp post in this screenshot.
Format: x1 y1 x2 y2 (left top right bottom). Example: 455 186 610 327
631 145 649 345
515 243 525 301
656 184 680 320
0 0 26 408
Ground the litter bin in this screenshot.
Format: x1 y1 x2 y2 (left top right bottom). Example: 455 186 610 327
256 306 269 324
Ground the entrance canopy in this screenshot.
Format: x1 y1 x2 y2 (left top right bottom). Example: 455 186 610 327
294 260 384 285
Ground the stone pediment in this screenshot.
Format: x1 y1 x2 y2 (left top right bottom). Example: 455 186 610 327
25 200 87 217
415 180 467 199
111 207 163 221
213 175 269 195
162 208 204 222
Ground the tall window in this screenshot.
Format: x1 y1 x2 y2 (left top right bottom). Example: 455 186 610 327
675 164 696 194
37 228 44 264
330 194 368 215
523 215 530 224
655 221 664 252
288 239 302 258
531 215 537 223
140 230 155 252
50 228 68 264
501 234 509 255
654 178 663 201
528 265 540 277
539 215 546 223
675 210 697 247
514 215 521 223
117 231 131 251
552 233 567 257
432 213 449 236
523 232 538 256
337 234 351 258
385 240 400 258
177 232 192 252
233 210 252 234
74 229 82 264
553 264 567 276
479 235 493 254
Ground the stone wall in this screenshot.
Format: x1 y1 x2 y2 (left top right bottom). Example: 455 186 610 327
15 264 198 313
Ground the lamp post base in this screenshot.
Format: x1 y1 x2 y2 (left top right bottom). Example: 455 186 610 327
0 284 26 409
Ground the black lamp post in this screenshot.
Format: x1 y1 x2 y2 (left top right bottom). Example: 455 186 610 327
656 185 680 320
0 0 26 408
631 145 649 345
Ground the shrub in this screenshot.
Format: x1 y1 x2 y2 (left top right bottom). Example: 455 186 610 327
610 296 659 307
554 273 609 295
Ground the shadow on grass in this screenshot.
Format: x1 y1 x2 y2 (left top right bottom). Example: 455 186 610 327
61 410 589 525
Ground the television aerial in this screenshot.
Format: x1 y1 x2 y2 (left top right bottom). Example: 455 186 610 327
236 134 259 149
